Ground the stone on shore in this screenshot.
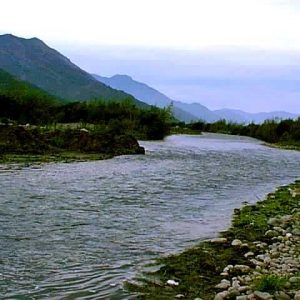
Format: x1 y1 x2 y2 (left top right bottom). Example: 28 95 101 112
215 279 231 289
254 291 273 300
231 239 243 246
214 291 229 300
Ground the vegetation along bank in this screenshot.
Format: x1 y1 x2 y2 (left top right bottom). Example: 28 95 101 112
0 125 145 163
127 180 300 299
0 68 173 162
182 119 300 150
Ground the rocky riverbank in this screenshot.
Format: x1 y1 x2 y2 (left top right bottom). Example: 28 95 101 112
0 125 145 163
127 181 300 299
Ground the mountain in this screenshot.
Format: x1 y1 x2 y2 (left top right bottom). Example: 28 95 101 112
0 68 58 103
0 34 146 106
214 109 299 124
93 74 198 122
93 73 299 123
173 101 219 122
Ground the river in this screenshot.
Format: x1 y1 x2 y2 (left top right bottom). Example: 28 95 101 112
0 133 300 299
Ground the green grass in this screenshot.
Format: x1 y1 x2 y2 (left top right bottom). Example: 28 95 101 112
0 152 112 164
253 275 288 293
266 141 300 151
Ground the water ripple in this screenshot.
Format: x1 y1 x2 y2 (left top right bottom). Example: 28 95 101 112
1 133 300 299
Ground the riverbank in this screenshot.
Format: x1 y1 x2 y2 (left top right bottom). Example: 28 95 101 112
265 142 300 151
0 125 145 164
126 181 300 299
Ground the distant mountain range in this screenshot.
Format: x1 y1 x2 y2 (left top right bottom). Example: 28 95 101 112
0 34 146 107
93 74 196 122
94 74 299 123
0 33 298 124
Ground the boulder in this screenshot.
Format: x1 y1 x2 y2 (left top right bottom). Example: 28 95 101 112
215 279 231 289
254 291 273 300
231 239 243 247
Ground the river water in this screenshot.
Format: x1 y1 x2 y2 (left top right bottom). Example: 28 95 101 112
0 133 299 299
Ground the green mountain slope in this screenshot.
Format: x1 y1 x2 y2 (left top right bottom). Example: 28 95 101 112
0 68 59 103
0 34 146 106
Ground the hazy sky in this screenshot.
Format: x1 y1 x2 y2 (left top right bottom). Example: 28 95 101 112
1 0 300 112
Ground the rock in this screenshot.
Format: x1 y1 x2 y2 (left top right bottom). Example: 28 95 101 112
210 238 228 244
250 259 264 267
223 265 233 273
227 287 240 297
289 277 300 284
241 243 250 250
175 294 185 299
231 239 243 246
238 286 250 293
265 230 278 237
256 254 266 261
243 276 252 283
254 291 273 300
284 282 292 289
274 227 285 233
294 292 300 300
280 215 293 224
232 279 241 289
234 265 251 273
268 217 280 226
274 291 291 300
236 296 248 300
166 279 179 286
215 279 231 289
244 251 255 258
214 291 229 300
292 228 300 236
256 243 268 249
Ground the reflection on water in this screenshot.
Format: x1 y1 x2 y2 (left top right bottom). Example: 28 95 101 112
0 133 299 299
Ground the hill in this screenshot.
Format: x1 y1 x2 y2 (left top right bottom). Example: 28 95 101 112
0 34 146 106
93 74 198 122
0 68 62 123
0 68 58 102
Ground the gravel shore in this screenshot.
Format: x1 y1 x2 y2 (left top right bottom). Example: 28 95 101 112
127 181 300 299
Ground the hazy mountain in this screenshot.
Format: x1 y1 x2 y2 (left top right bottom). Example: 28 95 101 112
0 34 146 106
93 73 299 123
214 109 299 124
93 74 199 122
173 101 219 122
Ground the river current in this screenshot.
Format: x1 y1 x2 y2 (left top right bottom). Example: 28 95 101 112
0 133 300 299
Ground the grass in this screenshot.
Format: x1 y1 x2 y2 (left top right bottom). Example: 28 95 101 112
0 152 112 164
170 127 202 135
266 141 300 151
0 125 144 164
126 180 300 299
253 275 288 293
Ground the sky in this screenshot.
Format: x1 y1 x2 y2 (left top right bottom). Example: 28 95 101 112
1 0 300 113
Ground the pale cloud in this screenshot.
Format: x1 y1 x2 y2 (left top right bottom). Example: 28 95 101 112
1 0 300 50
